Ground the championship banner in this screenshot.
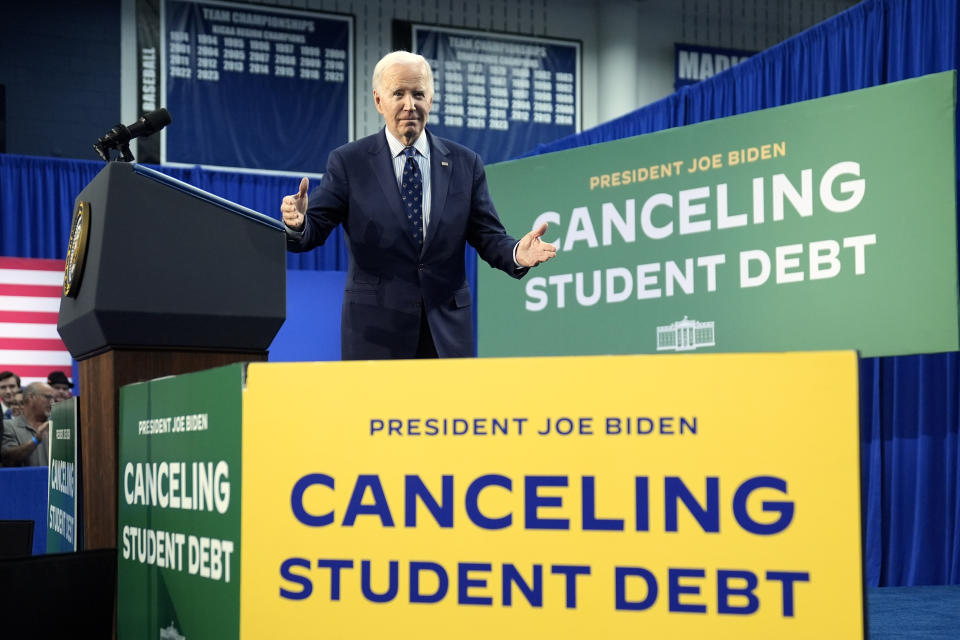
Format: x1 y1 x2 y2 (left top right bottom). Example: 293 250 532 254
141 0 353 171
118 353 863 638
47 398 78 553
479 71 959 358
408 24 580 164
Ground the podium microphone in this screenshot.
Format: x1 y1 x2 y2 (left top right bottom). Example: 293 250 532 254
93 108 172 162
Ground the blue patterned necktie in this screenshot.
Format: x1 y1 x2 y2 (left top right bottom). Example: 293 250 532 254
401 147 424 247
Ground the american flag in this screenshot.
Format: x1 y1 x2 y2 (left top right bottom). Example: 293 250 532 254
0 257 73 386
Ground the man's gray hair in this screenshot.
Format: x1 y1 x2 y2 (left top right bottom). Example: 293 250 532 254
22 382 48 400
371 51 434 96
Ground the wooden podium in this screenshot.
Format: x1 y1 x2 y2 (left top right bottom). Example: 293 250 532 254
57 162 286 549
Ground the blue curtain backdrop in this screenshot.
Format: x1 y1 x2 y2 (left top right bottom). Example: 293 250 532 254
0 0 957 587
0 154 350 271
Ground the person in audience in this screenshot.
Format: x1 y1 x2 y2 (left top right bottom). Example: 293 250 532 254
1 382 54 467
0 371 21 419
7 392 24 419
47 371 74 402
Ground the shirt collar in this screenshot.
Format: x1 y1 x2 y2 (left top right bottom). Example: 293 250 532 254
385 128 430 159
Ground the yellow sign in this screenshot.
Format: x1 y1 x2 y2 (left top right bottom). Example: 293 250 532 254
239 352 862 638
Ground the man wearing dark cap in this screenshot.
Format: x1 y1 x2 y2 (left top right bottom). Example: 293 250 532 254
47 371 74 402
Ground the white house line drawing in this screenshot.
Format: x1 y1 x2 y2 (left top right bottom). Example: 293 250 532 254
656 316 716 352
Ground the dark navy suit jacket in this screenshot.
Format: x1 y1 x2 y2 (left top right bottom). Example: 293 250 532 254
287 129 527 359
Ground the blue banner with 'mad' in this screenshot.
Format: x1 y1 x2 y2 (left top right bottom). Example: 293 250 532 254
674 43 755 90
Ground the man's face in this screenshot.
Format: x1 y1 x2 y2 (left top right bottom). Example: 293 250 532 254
25 385 55 421
374 61 433 146
0 377 18 404
9 393 23 418
52 383 72 401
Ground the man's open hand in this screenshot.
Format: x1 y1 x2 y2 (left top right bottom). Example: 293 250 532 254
516 222 557 267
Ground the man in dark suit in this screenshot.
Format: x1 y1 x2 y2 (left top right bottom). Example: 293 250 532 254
282 51 556 359
0 372 21 420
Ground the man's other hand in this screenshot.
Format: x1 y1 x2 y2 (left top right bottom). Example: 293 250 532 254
516 223 557 267
281 177 309 231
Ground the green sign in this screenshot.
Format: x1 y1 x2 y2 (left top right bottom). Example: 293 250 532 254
480 71 959 358
117 364 243 640
47 398 78 553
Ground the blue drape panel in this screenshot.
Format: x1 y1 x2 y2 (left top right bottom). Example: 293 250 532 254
0 154 350 271
523 0 960 587
859 354 960 586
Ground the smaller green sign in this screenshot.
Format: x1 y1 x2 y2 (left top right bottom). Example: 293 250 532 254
117 364 243 640
47 398 78 553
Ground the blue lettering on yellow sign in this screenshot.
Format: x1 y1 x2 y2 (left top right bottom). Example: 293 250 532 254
289 473 794 534
615 567 809 614
280 559 810 615
405 475 454 527
466 474 512 529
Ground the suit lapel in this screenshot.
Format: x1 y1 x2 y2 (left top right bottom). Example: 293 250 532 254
425 132 451 254
368 130 420 251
